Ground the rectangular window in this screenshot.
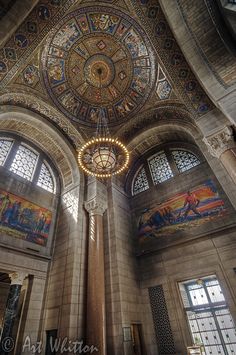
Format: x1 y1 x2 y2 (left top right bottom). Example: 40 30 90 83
179 276 236 355
10 144 38 181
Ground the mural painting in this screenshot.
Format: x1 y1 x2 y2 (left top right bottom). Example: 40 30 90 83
0 189 52 246
138 180 228 243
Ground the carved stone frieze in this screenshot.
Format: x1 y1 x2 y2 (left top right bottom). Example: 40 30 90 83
203 126 236 158
84 197 107 216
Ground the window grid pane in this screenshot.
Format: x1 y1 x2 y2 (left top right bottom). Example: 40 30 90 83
37 163 54 193
172 150 200 173
133 167 149 196
148 152 173 184
181 277 236 355
0 139 13 166
10 145 38 181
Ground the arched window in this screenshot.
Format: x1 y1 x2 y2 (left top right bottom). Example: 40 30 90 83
0 138 13 166
37 162 55 193
171 150 200 173
148 151 173 184
132 165 149 196
131 146 202 196
0 136 57 193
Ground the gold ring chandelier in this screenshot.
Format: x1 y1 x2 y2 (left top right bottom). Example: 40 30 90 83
77 68 130 178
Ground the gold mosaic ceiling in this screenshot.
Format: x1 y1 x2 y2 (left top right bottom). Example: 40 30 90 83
0 0 214 141
41 6 156 126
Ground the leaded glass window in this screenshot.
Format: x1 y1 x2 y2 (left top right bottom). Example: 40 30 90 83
172 150 200 173
132 166 149 196
37 162 54 193
180 277 236 355
148 151 173 184
10 144 38 181
0 139 13 166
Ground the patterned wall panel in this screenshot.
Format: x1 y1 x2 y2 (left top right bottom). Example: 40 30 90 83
149 285 176 355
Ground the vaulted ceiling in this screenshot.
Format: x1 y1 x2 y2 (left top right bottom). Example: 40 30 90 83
0 0 217 148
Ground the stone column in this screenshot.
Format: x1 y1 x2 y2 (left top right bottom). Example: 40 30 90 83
0 272 27 355
84 197 107 355
203 126 236 184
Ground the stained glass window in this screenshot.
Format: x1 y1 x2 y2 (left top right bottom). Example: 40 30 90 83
10 144 38 181
0 139 13 166
172 150 200 173
148 151 173 184
132 166 149 196
180 277 236 355
37 162 55 193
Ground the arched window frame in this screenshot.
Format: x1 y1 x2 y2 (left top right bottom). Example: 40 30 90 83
129 143 203 196
37 160 56 193
170 148 201 173
0 134 58 194
0 137 14 166
132 164 149 196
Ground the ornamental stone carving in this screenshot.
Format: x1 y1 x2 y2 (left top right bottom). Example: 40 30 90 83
203 126 236 158
9 272 27 285
84 197 107 216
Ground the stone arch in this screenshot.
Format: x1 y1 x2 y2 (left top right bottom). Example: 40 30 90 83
0 106 82 190
159 0 236 125
124 119 204 192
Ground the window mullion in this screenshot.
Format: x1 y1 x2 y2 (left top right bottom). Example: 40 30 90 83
166 148 178 176
33 155 43 183
4 141 19 170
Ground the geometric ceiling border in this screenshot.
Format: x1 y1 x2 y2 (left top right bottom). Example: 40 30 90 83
0 93 85 148
0 0 80 88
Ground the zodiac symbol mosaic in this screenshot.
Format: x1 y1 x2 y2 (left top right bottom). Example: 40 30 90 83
41 6 156 125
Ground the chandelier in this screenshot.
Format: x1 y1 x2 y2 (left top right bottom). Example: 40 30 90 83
77 68 129 178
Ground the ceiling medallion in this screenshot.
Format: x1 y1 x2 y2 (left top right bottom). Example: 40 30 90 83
78 69 129 178
42 6 156 126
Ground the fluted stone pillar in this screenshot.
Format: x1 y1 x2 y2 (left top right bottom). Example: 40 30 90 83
0 272 27 355
85 197 107 355
203 126 236 184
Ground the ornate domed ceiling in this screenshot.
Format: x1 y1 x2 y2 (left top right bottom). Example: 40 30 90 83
41 6 156 126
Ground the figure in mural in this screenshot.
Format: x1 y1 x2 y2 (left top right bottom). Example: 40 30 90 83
0 194 10 221
137 180 228 241
182 191 201 219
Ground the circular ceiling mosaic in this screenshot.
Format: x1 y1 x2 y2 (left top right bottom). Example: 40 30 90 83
42 6 156 126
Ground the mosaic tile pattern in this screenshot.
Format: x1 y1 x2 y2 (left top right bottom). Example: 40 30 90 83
41 6 156 125
134 0 214 116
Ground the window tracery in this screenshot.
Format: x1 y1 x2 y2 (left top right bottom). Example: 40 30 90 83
131 146 202 196
0 139 13 166
172 150 200 173
148 151 174 184
0 135 57 193
10 144 38 181
132 166 149 196
37 162 54 193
